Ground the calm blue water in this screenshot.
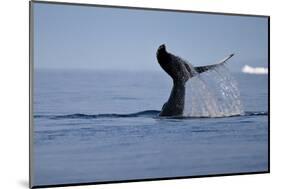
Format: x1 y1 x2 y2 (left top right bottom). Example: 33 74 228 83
32 70 268 186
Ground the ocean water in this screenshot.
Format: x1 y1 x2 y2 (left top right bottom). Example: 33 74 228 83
32 69 268 186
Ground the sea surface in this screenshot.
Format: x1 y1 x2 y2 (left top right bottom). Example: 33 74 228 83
32 70 268 186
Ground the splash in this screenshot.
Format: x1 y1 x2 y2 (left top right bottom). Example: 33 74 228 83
184 64 244 117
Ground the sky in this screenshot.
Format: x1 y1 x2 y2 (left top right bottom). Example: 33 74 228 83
33 2 268 72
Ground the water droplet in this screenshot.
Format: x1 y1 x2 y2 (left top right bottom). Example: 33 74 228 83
184 64 244 117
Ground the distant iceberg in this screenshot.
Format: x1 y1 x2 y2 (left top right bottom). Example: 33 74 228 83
242 65 268 75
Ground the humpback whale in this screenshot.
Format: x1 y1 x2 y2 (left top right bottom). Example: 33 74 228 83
156 44 234 117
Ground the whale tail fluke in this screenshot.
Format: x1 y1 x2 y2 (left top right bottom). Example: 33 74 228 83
194 53 234 74
157 44 234 80
156 44 235 117
156 44 191 83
